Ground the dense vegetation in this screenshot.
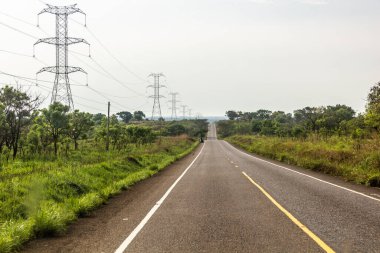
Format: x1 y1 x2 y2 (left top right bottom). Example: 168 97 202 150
218 82 380 186
0 85 208 252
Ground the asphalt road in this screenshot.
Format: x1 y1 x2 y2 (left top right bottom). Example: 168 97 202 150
23 123 380 253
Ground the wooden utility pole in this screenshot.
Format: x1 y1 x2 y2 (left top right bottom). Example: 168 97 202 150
106 101 110 151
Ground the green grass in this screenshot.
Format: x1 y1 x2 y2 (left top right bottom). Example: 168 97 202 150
225 135 380 187
0 136 198 253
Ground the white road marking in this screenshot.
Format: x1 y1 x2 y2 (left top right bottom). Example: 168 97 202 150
223 141 380 203
114 143 206 253
235 165 239 168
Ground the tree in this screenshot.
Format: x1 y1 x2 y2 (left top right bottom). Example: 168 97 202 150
0 104 6 155
226 110 239 120
217 120 235 137
68 110 94 150
166 124 186 136
38 102 70 156
294 107 322 132
252 109 272 121
271 111 293 137
92 113 106 125
116 111 133 124
0 86 40 159
133 111 145 121
126 125 156 145
95 115 123 149
240 112 254 121
365 82 380 132
317 105 355 134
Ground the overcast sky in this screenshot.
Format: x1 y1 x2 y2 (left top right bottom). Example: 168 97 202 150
1 0 380 117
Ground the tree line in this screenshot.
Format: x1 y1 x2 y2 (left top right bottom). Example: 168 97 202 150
219 82 380 139
0 86 155 160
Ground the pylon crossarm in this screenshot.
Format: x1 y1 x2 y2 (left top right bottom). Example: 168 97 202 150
67 37 90 46
36 66 56 74
66 67 87 74
39 4 82 15
34 38 56 46
37 66 87 75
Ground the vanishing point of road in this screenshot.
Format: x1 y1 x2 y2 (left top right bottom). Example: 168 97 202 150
23 124 380 253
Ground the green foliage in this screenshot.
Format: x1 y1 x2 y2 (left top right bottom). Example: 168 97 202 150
68 110 94 150
33 201 76 236
365 82 380 132
38 102 70 156
0 86 40 159
226 135 380 186
217 120 236 138
116 111 133 124
221 88 380 190
0 136 198 252
225 110 239 120
125 125 157 144
165 123 186 136
221 104 360 139
92 113 106 125
133 111 145 121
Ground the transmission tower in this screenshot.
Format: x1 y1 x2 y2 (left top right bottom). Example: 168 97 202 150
181 105 187 119
148 73 165 120
34 4 89 110
188 108 192 119
169 92 180 120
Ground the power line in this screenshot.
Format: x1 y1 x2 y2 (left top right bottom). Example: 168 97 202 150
0 11 151 115
0 70 147 114
0 70 85 87
0 10 50 36
84 25 150 84
35 3 89 110
0 70 131 111
0 21 38 39
74 100 107 112
70 51 146 90
0 10 36 27
86 86 130 111
0 49 33 58
89 56 145 96
0 12 147 99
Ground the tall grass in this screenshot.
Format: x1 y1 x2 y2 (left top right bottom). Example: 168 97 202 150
0 136 198 253
226 135 380 186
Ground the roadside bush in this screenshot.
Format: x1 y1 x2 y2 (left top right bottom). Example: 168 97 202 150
226 135 380 186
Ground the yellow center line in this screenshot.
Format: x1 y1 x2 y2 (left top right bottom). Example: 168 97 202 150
242 171 335 253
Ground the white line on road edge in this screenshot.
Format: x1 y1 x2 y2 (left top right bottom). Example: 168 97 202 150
114 143 207 253
224 141 380 203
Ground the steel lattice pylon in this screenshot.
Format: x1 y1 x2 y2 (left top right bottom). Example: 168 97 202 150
34 4 89 110
169 92 179 120
181 105 187 119
148 73 165 120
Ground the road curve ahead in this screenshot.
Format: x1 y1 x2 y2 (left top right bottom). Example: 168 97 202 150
24 124 380 253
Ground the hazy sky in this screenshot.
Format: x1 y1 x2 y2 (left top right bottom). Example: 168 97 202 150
1 0 380 116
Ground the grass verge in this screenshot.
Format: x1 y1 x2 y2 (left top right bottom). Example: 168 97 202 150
0 137 199 253
225 135 380 187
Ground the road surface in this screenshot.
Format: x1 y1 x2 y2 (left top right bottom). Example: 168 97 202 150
23 123 380 253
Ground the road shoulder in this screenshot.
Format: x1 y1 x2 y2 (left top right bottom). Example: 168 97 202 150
21 144 204 253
